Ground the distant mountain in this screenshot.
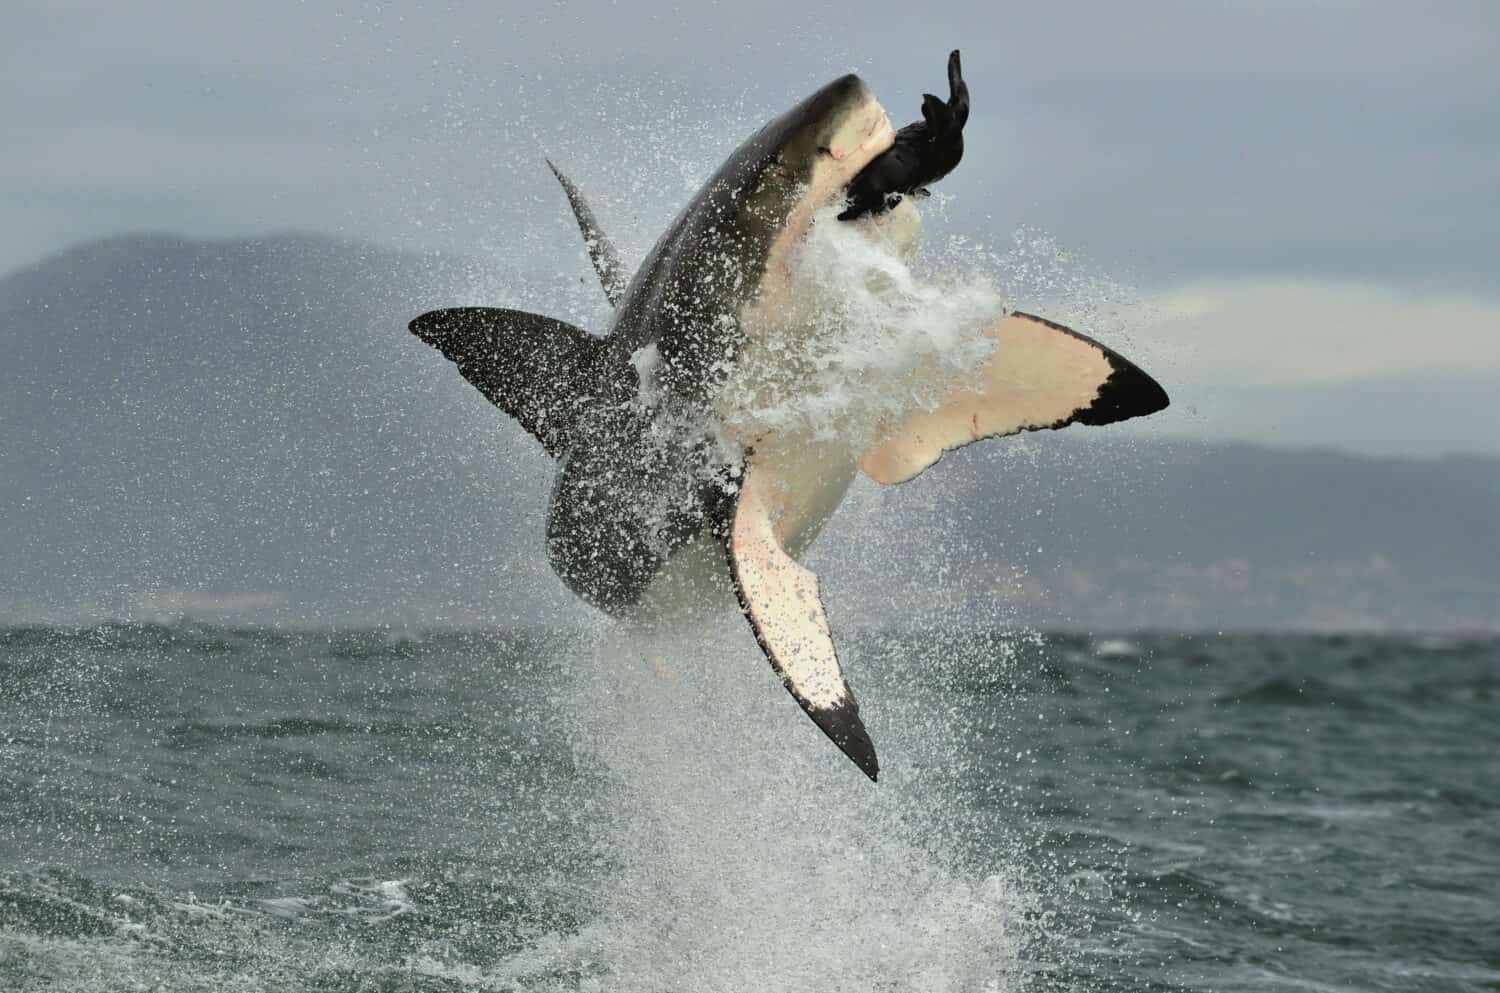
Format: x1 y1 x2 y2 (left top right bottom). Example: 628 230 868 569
2 234 1496 631
818 440 1500 632
0 233 608 626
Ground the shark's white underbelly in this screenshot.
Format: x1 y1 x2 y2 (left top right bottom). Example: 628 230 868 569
629 202 922 620
630 433 859 621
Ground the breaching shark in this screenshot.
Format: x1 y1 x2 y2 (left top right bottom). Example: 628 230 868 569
410 52 1168 781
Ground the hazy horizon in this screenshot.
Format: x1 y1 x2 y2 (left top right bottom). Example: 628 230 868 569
3 229 1496 632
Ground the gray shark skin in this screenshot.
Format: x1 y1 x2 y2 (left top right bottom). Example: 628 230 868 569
410 60 1169 781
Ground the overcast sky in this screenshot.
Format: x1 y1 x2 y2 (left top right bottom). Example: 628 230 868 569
4 0 1497 455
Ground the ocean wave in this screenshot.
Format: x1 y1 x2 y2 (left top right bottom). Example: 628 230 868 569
163 717 470 745
1215 674 1377 710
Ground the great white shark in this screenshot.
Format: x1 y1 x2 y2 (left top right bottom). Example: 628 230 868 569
410 54 1169 781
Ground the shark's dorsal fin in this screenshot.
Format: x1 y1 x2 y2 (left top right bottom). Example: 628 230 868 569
861 311 1169 485
726 453 878 782
546 158 629 308
410 307 605 457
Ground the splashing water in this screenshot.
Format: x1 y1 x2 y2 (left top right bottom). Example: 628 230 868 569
720 205 1005 455
484 622 1042 993
482 203 1054 990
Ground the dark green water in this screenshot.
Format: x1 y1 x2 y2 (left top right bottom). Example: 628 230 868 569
1 623 1496 991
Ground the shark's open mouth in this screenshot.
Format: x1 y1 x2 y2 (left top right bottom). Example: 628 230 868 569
745 97 895 327
820 99 896 214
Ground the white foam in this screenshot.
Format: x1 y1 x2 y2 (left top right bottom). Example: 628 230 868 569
719 206 1005 455
482 622 1039 993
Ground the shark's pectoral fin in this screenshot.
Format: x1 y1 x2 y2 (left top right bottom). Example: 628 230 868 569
725 457 878 782
862 311 1169 485
410 307 607 457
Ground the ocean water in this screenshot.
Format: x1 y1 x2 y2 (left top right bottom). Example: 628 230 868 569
1 622 1495 992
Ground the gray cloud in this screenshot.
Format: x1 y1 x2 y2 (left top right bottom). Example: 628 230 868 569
4 0 1496 286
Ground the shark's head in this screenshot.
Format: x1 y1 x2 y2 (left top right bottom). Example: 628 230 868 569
618 74 895 398
752 74 895 208
728 74 895 277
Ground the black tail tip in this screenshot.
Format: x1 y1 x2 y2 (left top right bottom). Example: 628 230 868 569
840 734 881 782
833 715 881 782
809 698 881 782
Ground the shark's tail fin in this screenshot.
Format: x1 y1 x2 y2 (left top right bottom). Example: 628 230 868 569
410 307 608 457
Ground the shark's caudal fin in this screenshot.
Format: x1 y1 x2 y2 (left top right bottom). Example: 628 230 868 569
726 454 879 782
862 311 1169 485
410 307 606 457
546 159 629 307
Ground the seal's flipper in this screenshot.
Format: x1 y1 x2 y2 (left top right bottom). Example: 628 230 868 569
410 307 605 457
726 457 878 781
545 159 629 307
862 311 1169 485
945 49 969 129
